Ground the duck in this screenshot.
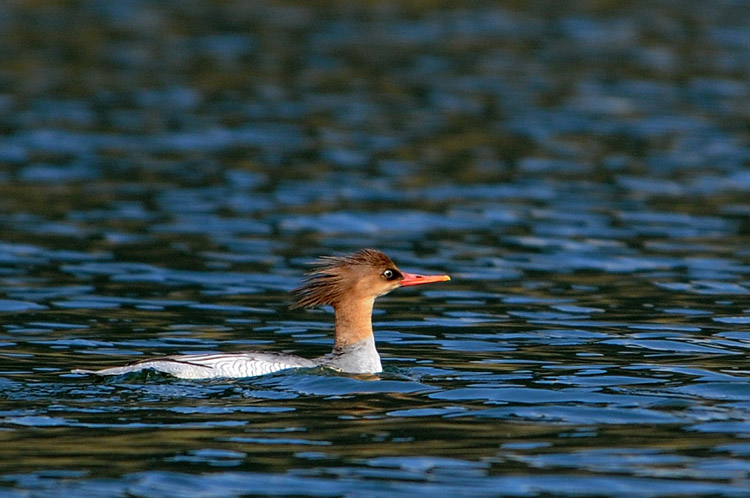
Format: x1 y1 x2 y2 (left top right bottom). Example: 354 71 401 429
72 249 450 379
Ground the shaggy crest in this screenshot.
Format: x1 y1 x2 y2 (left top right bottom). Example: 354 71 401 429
290 249 397 309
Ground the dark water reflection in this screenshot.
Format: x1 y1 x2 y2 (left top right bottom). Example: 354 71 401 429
2 1 750 497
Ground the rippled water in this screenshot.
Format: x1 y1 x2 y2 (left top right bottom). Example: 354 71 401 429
2 1 750 497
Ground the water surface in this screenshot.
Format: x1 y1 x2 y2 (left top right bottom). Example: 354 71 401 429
1 1 750 497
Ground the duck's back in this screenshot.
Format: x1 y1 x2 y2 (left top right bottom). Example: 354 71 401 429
72 352 317 379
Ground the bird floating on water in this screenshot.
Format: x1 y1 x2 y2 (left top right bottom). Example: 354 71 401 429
72 249 450 379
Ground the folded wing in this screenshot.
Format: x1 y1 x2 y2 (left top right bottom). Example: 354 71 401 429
72 352 317 379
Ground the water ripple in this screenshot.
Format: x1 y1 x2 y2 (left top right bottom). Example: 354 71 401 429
2 2 750 497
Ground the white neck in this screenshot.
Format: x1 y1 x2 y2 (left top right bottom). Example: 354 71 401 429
318 335 382 374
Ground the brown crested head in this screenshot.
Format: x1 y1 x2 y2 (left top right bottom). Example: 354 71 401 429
290 249 404 309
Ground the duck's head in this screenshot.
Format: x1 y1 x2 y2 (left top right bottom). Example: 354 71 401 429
290 248 450 309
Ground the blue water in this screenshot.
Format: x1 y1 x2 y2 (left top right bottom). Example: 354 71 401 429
2 1 750 496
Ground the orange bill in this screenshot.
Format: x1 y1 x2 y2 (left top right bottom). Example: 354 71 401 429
399 271 451 287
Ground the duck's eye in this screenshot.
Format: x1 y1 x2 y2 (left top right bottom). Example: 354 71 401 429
382 269 396 280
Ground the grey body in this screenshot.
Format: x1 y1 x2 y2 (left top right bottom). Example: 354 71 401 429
72 339 382 380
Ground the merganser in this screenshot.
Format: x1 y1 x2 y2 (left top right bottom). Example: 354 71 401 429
72 249 450 379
